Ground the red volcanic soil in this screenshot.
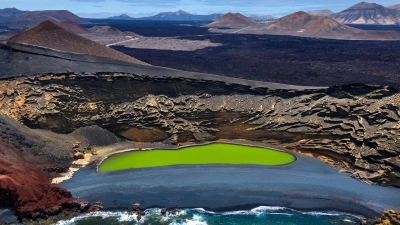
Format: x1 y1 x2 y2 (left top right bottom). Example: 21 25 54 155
8 20 145 64
57 20 91 34
0 140 91 220
205 12 258 28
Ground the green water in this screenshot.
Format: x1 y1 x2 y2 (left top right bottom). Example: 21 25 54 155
98 143 295 172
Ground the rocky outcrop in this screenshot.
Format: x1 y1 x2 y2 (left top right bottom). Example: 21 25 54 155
0 153 93 221
0 73 399 186
369 210 400 225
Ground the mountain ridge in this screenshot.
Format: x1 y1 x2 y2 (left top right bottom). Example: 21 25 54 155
237 11 400 40
330 2 400 24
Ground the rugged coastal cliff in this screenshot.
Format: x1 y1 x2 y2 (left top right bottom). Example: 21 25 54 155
0 72 399 188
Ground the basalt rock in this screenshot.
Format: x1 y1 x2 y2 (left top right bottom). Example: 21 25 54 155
0 73 399 187
369 210 400 225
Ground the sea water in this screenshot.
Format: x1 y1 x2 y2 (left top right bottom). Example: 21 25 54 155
56 206 363 225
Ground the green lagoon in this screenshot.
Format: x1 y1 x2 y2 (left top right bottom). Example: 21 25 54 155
99 143 295 172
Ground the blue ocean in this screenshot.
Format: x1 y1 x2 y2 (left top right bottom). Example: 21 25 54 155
56 206 363 225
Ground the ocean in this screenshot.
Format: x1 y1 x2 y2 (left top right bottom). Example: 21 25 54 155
56 206 363 225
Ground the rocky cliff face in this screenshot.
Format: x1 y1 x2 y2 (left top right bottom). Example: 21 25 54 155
0 73 399 187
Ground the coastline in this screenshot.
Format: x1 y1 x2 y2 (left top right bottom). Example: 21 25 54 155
59 146 400 218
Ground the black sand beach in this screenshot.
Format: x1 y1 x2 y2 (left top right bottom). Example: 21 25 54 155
60 153 400 218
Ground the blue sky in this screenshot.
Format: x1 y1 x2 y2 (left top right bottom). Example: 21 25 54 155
1 0 400 18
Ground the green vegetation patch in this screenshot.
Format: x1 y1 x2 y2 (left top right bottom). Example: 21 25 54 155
98 143 295 172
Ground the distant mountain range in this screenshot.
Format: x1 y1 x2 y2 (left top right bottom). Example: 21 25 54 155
0 8 27 21
108 14 135 20
138 10 223 21
237 11 400 40
306 9 334 16
0 10 90 28
330 2 400 25
205 13 258 28
248 15 275 23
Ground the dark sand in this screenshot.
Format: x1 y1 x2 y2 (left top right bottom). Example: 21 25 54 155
60 153 400 218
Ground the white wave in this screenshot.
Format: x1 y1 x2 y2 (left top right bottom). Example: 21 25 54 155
56 206 363 225
192 208 216 214
251 206 288 212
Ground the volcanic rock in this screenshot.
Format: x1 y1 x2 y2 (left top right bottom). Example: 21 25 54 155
73 152 84 159
205 12 258 28
161 208 167 215
57 20 91 34
132 203 141 211
369 210 400 225
238 11 400 40
0 73 399 187
8 20 145 64
330 2 400 25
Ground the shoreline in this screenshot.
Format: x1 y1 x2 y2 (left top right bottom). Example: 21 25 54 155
60 149 400 218
95 140 298 172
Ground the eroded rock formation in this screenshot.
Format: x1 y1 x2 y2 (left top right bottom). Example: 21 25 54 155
369 210 400 225
0 73 399 187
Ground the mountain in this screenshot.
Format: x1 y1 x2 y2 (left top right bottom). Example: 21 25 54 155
249 15 275 23
57 20 91 34
306 9 334 16
237 11 400 40
0 8 27 21
330 2 400 25
5 10 90 28
8 20 143 64
88 25 139 36
108 14 135 20
83 25 141 45
387 4 400 10
204 13 258 28
139 10 222 21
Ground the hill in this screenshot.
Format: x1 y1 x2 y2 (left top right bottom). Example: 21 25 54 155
57 20 91 34
237 11 400 40
330 2 400 24
205 13 258 28
140 10 222 21
81 25 141 45
108 14 135 20
8 21 144 64
0 8 27 21
5 10 90 28
306 9 334 16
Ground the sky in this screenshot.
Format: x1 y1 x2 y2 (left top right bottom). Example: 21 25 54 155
1 0 400 18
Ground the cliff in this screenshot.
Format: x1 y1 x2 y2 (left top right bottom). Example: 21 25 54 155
0 73 399 187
